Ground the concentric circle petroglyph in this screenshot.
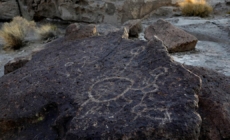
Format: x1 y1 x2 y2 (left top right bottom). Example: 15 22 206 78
88 77 134 103
87 67 168 105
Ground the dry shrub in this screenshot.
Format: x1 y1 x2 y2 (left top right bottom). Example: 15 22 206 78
0 16 36 50
12 16 36 34
179 0 213 17
37 24 58 40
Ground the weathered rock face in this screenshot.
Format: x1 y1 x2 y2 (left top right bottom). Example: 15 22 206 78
0 31 201 139
185 66 230 140
145 19 198 53
0 0 20 20
18 0 178 24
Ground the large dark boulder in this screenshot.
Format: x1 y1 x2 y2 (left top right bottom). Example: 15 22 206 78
0 31 201 139
185 66 230 140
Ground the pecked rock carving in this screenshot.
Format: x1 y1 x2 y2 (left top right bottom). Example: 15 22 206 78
0 31 201 139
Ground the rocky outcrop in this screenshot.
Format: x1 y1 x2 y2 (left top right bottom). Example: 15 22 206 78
145 19 198 53
185 66 230 140
0 30 201 139
17 0 179 24
0 0 20 20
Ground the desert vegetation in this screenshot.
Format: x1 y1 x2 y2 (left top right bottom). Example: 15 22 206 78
179 0 213 17
0 16 57 50
36 24 58 40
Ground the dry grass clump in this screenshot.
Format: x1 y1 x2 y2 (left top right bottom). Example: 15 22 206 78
0 16 58 50
36 24 58 40
0 23 24 50
179 0 213 17
0 16 36 50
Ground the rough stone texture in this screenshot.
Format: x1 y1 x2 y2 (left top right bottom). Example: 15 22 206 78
185 66 230 140
18 0 178 25
144 19 198 53
123 19 142 38
150 6 181 17
0 31 201 139
0 0 20 20
4 55 31 75
96 24 120 36
65 23 97 40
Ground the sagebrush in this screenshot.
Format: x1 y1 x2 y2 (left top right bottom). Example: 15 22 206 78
179 0 213 17
0 17 36 50
0 16 57 50
37 24 58 40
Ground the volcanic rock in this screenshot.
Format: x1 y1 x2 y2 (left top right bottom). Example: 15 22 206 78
186 66 230 140
4 55 31 75
123 19 142 38
65 23 97 40
144 19 198 53
0 31 201 139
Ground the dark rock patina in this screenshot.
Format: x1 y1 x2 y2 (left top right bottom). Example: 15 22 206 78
4 55 31 75
0 31 201 139
185 66 230 140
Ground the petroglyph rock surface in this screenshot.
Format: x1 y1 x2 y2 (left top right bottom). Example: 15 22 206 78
145 19 198 53
0 31 201 139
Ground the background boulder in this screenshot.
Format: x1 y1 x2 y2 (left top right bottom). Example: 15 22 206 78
0 0 20 21
145 19 198 53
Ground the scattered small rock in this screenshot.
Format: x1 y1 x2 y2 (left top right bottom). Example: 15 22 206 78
123 19 142 38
